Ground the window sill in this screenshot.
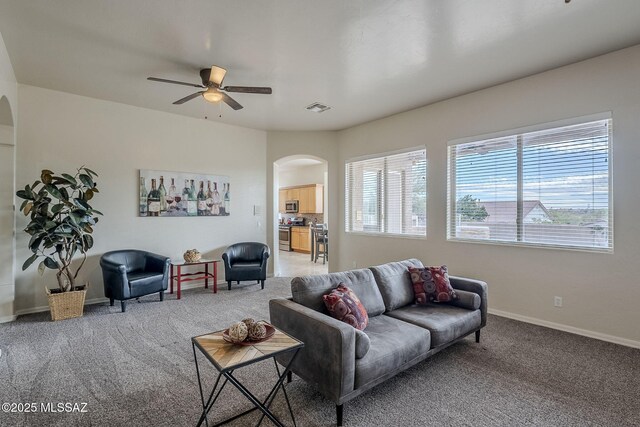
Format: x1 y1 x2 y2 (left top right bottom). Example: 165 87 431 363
446 237 613 254
345 231 427 240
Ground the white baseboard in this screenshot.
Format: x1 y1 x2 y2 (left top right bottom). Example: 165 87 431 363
489 308 640 349
13 280 227 318
0 314 17 323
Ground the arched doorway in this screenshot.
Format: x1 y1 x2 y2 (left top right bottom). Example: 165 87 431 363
273 155 329 277
0 95 15 323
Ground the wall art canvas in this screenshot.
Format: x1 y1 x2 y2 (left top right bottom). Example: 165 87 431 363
139 169 230 217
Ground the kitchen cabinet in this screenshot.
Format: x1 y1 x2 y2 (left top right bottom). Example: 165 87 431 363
278 190 286 213
279 184 323 213
290 226 311 253
301 184 323 214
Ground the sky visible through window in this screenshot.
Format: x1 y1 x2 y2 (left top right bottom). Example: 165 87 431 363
455 136 608 210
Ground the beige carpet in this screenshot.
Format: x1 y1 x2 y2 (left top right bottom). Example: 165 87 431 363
1 278 639 427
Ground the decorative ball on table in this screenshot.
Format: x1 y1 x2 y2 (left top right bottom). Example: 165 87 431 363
228 321 248 342
242 318 256 328
247 321 267 340
183 249 201 263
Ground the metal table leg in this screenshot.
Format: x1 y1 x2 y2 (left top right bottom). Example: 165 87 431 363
193 346 301 427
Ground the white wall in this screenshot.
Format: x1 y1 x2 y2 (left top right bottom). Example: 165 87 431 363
279 164 325 188
337 45 640 346
14 85 267 313
0 30 17 323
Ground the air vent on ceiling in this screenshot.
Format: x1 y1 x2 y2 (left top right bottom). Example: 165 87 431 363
306 102 331 113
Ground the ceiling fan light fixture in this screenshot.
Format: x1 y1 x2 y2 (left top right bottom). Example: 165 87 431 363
203 88 224 103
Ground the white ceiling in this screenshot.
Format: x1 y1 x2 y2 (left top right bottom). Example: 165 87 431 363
1 1 640 131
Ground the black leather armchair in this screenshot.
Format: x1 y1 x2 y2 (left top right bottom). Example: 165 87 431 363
100 250 170 312
222 242 270 290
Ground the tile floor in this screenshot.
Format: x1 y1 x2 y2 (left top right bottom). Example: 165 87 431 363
277 249 328 277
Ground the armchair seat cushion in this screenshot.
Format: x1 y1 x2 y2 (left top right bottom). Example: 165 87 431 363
232 261 262 269
128 271 164 287
354 315 430 389
386 304 481 348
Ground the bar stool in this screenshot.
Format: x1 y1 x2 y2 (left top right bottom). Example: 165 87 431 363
313 224 328 264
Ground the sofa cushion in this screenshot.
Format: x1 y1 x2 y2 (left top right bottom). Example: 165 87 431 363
323 284 369 330
354 315 430 389
369 259 423 311
291 269 386 316
355 330 371 359
408 265 457 303
386 304 481 348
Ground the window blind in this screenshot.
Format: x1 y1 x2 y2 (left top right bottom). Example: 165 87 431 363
346 148 426 237
447 118 612 251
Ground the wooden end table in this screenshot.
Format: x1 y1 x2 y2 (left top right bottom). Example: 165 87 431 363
170 259 220 299
192 324 304 427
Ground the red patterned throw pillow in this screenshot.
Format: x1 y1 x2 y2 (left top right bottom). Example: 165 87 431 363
323 284 369 330
408 265 458 304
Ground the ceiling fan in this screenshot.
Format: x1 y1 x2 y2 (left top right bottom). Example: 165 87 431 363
147 65 272 110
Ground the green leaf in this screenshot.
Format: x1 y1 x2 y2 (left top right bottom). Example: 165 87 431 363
91 187 99 193
73 198 90 210
79 174 94 188
44 257 59 270
16 189 31 200
83 167 98 178
45 184 63 200
22 253 39 271
30 180 41 190
83 234 94 250
51 204 65 214
91 209 103 216
59 187 70 200
44 221 57 230
28 234 45 253
61 173 78 185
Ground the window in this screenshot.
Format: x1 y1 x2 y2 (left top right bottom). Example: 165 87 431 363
447 117 612 252
346 147 427 237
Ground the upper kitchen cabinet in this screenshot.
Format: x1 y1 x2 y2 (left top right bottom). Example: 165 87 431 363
299 184 323 214
279 184 323 214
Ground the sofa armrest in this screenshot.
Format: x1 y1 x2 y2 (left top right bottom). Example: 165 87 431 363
449 276 488 327
269 298 355 403
449 289 481 311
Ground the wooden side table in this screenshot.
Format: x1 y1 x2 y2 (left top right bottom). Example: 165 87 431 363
170 259 220 299
192 324 303 427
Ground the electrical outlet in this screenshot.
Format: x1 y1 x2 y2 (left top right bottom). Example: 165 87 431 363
554 296 563 307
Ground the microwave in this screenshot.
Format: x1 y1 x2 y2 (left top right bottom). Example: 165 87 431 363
285 200 299 213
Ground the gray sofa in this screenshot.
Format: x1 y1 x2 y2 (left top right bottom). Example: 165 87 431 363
269 259 487 426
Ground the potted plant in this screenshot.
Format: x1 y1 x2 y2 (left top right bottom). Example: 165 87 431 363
16 166 102 321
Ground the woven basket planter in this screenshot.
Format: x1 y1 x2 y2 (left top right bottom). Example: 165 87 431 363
46 285 87 321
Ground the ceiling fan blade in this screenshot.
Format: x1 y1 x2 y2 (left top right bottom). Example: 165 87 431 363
148 77 204 88
222 86 272 94
173 91 205 105
221 93 243 110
